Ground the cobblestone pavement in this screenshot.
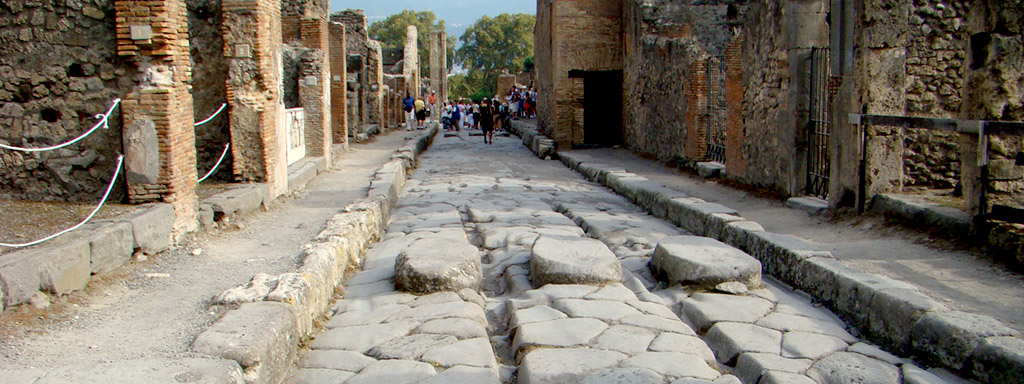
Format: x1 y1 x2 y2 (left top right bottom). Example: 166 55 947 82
286 132 972 383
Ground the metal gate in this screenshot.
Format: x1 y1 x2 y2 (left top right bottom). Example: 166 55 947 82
806 48 832 199
705 57 727 163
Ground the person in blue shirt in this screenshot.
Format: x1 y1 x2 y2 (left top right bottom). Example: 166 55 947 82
402 94 415 131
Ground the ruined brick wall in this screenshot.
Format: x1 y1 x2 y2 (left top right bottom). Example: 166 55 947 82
329 22 347 146
0 0 134 201
534 0 553 135
622 0 747 164
188 0 231 182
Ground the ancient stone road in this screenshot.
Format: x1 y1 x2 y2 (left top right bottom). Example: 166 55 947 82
285 131 970 384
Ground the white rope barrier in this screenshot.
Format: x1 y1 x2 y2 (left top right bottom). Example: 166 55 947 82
194 103 227 127
0 99 122 153
0 154 125 248
198 143 231 183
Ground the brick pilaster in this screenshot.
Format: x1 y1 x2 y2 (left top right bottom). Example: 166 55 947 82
329 22 348 149
685 60 708 160
115 0 199 235
725 37 747 176
221 0 287 198
299 17 332 163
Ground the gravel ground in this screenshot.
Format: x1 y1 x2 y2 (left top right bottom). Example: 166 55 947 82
0 200 136 255
0 131 412 369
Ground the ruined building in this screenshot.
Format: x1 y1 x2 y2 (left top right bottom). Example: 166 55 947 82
0 1 440 235
535 0 1024 260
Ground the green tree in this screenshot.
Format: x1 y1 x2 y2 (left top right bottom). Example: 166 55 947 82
456 13 535 75
367 10 456 76
448 72 493 101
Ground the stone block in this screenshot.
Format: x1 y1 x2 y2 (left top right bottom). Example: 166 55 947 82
287 158 320 193
300 350 376 372
530 235 622 286
204 184 267 220
123 203 174 254
869 194 971 238
290 368 355 384
807 352 901 384
781 331 848 360
866 287 948 351
681 293 774 332
735 353 813 384
696 162 725 178
910 311 1020 371
969 336 1024 384
621 352 719 380
651 236 762 289
193 302 300 384
420 337 497 369
704 322 782 364
420 366 500 384
85 221 134 275
346 360 437 384
518 348 627 384
785 196 829 215
758 371 817 384
312 320 419 353
394 237 482 294
745 231 831 285
513 317 608 352
0 234 91 307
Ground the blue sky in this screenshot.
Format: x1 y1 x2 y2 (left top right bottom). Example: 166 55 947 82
330 0 536 38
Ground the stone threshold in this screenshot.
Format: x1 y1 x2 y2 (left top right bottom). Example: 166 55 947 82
869 193 972 238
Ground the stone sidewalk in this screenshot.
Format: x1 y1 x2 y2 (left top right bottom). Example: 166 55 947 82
285 131 977 383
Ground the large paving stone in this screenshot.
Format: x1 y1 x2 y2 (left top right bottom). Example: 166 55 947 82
756 312 856 342
513 317 608 351
299 350 376 372
910 311 1019 370
530 235 622 286
192 302 299 384
346 360 437 384
420 366 501 384
592 325 657 355
621 352 719 380
395 238 482 294
681 293 774 332
704 322 782 363
620 314 696 335
421 337 497 368
290 368 355 384
651 236 761 288
513 305 568 326
649 333 716 364
416 317 489 339
735 353 813 383
553 299 642 322
311 320 419 353
367 334 457 360
781 331 849 360
807 352 901 384
580 367 665 384
759 371 818 384
519 348 627 384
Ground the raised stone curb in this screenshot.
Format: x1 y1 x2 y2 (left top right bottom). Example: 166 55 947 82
509 120 557 160
194 126 438 384
542 150 1024 383
0 202 174 311
870 193 972 238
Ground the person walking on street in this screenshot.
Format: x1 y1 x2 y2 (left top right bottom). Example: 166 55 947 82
472 101 481 130
428 91 437 117
479 99 496 145
450 102 461 132
403 93 415 131
414 98 427 129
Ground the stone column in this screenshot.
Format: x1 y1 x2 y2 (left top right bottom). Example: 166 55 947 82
437 31 448 105
429 32 443 111
299 16 332 164
367 40 385 131
115 0 199 235
221 0 288 198
404 25 420 97
328 22 348 150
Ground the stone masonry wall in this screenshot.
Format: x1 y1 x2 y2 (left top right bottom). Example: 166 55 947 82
0 0 134 202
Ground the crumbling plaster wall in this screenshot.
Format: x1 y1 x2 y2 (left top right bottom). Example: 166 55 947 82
0 0 135 201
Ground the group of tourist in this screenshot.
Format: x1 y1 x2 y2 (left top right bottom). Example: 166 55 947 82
402 91 440 131
505 86 537 119
399 85 537 145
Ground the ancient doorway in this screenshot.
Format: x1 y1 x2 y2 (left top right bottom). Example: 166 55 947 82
570 70 624 147
806 47 832 199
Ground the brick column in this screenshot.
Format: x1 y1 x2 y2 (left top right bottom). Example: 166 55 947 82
221 0 287 198
115 0 199 235
299 17 331 163
684 60 708 160
724 37 747 176
328 22 348 150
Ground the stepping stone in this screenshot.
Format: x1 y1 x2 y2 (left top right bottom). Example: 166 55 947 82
530 235 623 286
651 236 761 288
735 353 813 383
395 238 482 294
807 352 901 384
519 348 627 384
705 322 782 363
